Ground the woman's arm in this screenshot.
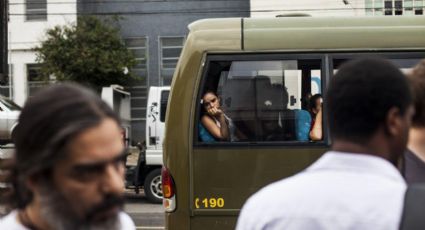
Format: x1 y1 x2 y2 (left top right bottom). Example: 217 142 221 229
201 114 230 141
309 109 323 141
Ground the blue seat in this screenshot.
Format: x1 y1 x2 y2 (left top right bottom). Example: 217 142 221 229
294 109 312 141
199 123 216 142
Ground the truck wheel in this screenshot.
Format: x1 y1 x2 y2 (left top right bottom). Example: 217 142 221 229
144 168 163 203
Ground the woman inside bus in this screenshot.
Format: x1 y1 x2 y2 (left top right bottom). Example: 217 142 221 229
199 90 240 142
309 93 323 141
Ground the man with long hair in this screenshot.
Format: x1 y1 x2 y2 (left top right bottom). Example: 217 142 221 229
0 83 135 229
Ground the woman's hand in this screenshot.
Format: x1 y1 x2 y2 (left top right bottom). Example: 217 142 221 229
207 107 224 118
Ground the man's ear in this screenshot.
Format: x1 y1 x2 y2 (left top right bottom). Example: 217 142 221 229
25 174 42 194
385 107 402 137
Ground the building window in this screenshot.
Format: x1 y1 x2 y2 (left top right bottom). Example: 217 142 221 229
125 37 148 84
26 0 47 21
366 0 424 15
365 0 384 15
27 64 51 96
385 0 394 15
395 0 404 14
159 36 184 86
125 37 149 124
0 64 13 99
414 0 424 14
405 0 414 15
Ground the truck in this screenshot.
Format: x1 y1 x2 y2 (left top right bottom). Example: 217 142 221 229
124 86 169 203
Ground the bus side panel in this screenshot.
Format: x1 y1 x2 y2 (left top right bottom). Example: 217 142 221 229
165 212 191 230
163 40 205 230
191 216 236 229
190 147 325 229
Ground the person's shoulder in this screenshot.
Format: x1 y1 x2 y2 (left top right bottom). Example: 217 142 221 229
0 210 28 230
237 176 303 229
119 212 136 230
201 114 213 122
243 178 292 208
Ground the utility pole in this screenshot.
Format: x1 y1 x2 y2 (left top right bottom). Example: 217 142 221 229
0 0 8 85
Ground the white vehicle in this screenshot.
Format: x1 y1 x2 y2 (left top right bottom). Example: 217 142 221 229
101 85 131 146
126 86 169 203
0 95 21 144
145 86 169 166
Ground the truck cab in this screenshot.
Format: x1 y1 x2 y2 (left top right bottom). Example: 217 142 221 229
126 86 169 203
145 86 169 166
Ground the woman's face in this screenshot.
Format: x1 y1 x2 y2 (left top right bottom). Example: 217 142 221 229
203 92 220 110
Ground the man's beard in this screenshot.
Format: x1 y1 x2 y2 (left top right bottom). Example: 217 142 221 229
38 184 124 230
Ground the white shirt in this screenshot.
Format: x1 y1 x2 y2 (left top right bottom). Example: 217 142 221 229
0 210 136 230
236 151 407 230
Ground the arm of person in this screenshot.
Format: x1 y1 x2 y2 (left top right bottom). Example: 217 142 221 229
201 115 230 141
309 109 323 141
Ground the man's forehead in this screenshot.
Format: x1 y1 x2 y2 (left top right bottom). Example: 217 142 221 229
65 119 124 164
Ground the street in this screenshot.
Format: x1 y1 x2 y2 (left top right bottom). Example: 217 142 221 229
125 190 165 230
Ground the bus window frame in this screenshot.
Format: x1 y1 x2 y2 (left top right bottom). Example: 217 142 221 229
193 53 329 148
193 51 425 148
326 51 425 146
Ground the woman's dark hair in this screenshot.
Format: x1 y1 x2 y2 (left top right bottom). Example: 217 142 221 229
326 58 412 143
200 90 218 113
201 90 217 101
9 83 120 209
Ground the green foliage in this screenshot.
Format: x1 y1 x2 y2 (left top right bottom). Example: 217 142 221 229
35 16 137 90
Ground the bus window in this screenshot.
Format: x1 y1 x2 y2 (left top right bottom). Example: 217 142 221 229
198 57 323 143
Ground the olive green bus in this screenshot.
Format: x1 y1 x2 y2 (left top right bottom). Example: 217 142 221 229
162 16 425 230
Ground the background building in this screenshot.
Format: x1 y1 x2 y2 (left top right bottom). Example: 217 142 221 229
8 0 250 143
